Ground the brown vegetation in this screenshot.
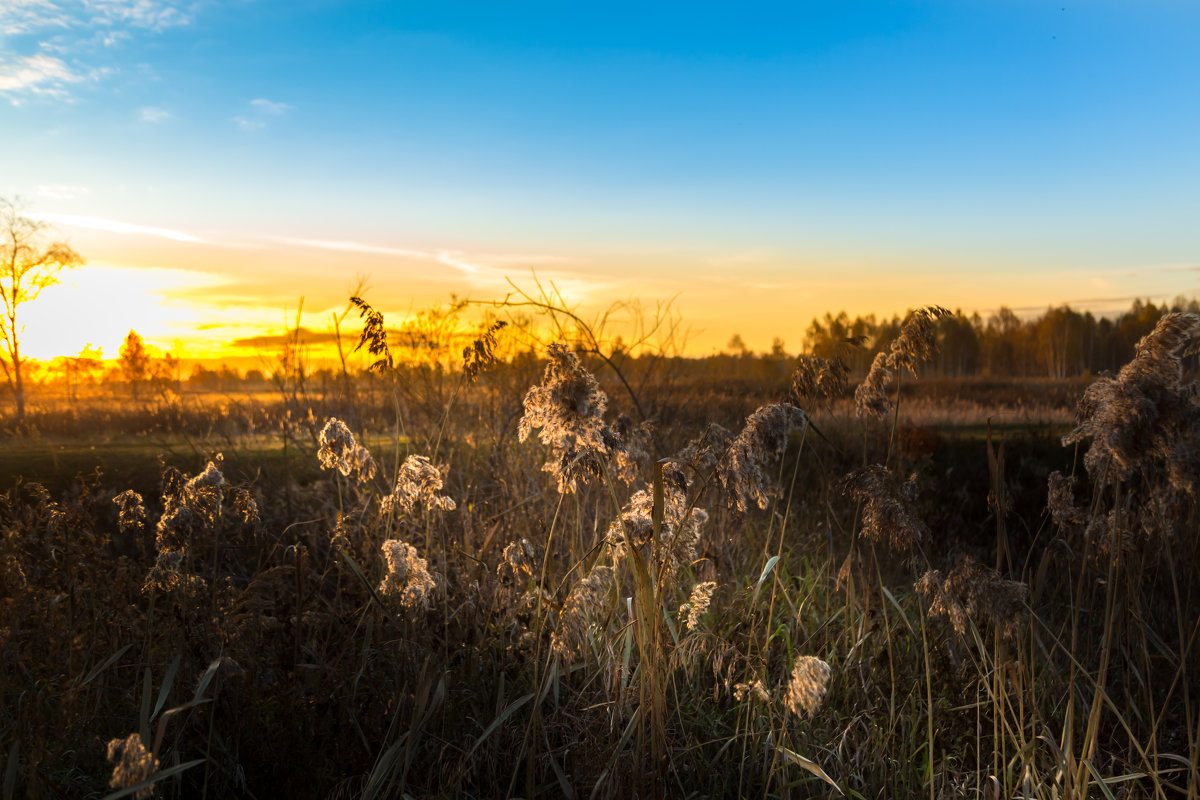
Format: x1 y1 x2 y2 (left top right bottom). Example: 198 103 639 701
0 299 1197 799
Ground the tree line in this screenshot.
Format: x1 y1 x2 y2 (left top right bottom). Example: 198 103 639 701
801 298 1200 379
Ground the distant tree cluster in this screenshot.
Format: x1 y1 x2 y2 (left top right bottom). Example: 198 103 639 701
802 298 1200 379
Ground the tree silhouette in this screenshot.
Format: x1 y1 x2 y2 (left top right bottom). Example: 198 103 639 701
120 330 150 400
0 198 84 422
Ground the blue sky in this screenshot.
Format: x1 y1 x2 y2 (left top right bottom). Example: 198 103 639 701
2 0 1198 358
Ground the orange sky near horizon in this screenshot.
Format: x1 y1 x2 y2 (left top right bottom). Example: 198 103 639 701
17 217 1198 367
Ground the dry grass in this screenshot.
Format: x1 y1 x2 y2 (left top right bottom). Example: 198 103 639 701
0 306 1195 799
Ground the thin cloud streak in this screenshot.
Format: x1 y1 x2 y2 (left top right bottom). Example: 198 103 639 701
233 97 292 130
275 237 429 259
249 98 290 114
37 184 88 199
139 106 170 122
40 213 205 243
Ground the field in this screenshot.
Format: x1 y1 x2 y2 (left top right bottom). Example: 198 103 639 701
1 310 1197 799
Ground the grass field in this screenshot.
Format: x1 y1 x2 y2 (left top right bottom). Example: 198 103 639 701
1 311 1197 799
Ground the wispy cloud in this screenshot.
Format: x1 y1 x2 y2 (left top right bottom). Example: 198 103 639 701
704 248 775 267
0 0 195 36
275 237 428 259
0 53 86 102
37 184 88 199
249 98 290 115
233 97 292 131
0 0 196 102
138 105 170 122
39 213 205 243
273 235 600 292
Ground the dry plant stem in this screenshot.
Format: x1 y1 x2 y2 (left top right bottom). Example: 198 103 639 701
1164 557 1200 797
1077 488 1121 797
478 274 670 451
917 565 935 800
509 489 567 797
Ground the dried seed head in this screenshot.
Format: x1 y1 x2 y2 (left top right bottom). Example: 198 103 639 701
112 490 146 534
790 354 850 409
317 417 377 482
551 565 615 661
604 485 708 574
1063 312 1200 488
717 403 808 512
378 539 439 609
380 455 456 516
855 306 951 419
678 581 718 631
144 460 225 597
350 296 394 373
783 655 831 717
733 680 770 704
844 465 928 554
664 423 733 492
518 343 621 493
916 557 1027 639
498 538 537 581
1046 471 1086 528
462 320 507 382
107 732 159 799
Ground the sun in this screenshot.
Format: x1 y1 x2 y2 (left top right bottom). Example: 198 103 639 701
17 263 227 361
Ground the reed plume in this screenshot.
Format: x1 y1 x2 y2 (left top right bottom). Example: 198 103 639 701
678 580 718 631
518 343 623 494
716 403 807 512
604 484 708 574
1063 311 1200 491
350 296 394 373
317 417 377 483
462 320 508 382
107 732 159 799
844 464 928 554
378 538 439 609
916 557 1027 640
855 305 951 419
380 454 456 515
782 655 831 717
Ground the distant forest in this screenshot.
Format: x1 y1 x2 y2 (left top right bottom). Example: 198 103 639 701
800 297 1200 379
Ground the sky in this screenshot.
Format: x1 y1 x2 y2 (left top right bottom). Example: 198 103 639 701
2 0 1198 362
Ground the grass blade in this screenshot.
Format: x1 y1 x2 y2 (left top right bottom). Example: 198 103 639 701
776 745 842 795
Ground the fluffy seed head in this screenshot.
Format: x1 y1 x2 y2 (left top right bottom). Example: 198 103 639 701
678 581 718 631
107 733 159 799
317 417 377 482
378 539 439 609
605 485 708 575
112 489 146 534
790 353 850 409
855 306 951 419
844 465 928 554
733 680 770 703
380 455 456 516
916 557 1027 639
518 343 621 493
717 403 808 512
1063 312 1200 489
551 565 614 661
783 656 831 717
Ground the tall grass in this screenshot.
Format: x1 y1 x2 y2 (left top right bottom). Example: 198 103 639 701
0 306 1196 799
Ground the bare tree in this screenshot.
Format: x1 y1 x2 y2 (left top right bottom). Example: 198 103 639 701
1 198 84 422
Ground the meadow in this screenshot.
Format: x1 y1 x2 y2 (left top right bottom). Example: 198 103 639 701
0 301 1197 799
